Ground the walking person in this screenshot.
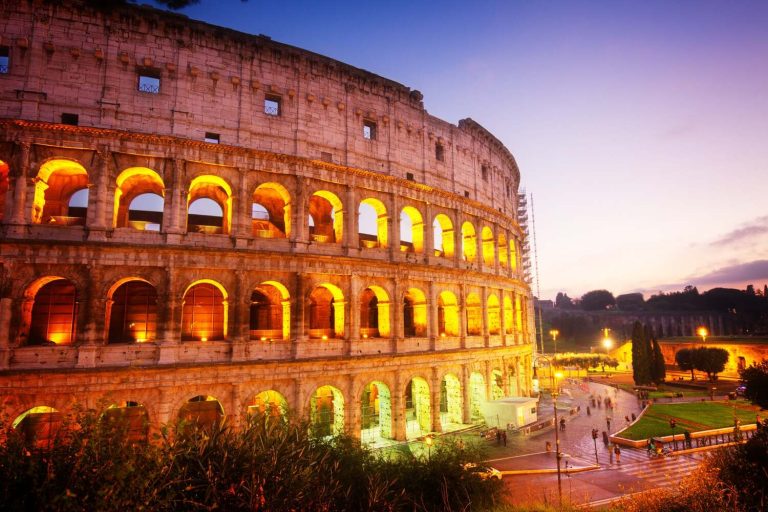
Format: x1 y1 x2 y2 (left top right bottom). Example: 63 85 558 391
606 417 611 431
614 445 621 463
502 431 507 447
560 417 566 431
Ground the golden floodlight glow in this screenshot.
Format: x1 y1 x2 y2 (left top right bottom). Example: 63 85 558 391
602 337 613 350
440 332 446 337
260 336 268 341
200 336 208 342
554 371 564 380
697 327 708 339
321 334 328 340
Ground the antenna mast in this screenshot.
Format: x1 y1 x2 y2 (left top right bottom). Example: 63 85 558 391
530 193 545 354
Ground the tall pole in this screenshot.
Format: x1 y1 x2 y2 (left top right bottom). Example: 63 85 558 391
531 194 545 355
535 354 563 508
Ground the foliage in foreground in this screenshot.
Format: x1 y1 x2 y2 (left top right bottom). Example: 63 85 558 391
740 359 768 409
0 410 501 511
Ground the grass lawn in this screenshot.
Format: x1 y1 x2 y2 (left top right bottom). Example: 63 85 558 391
619 400 761 440
614 382 710 399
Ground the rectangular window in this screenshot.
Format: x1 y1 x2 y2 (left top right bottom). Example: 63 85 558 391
435 143 444 162
406 172 414 181
61 113 79 126
137 69 161 94
363 119 377 140
264 94 281 116
0 46 9 74
464 191 470 198
481 165 489 181
320 151 333 163
204 132 220 144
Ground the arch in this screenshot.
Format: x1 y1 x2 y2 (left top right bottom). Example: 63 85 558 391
310 385 344 437
27 277 78 345
498 233 508 268
107 279 158 343
466 292 483 336
178 395 225 432
0 159 8 222
250 281 290 341
248 390 288 420
469 372 486 423
102 401 149 443
432 213 455 258
403 287 427 337
358 197 388 249
440 373 463 431
308 190 343 243
491 369 505 400
437 290 459 337
308 283 344 339
510 239 518 271
252 182 291 238
503 296 514 335
33 158 88 225
461 221 477 262
187 175 232 234
113 167 165 230
181 280 228 341
360 381 393 445
12 406 62 449
481 226 495 266
360 285 390 338
404 377 431 439
400 206 424 253
487 294 501 335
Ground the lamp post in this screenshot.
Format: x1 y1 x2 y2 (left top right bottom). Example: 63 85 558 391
549 329 560 356
534 355 563 508
424 435 433 460
697 326 708 343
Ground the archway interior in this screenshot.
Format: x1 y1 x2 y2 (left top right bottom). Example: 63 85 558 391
308 284 344 339
108 280 158 343
250 283 288 340
399 206 424 253
360 285 390 338
432 214 454 258
440 374 463 432
308 191 342 243
310 385 344 437
509 239 518 270
0 159 8 222
28 278 77 345
481 226 495 266
181 282 226 341
437 291 459 337
403 287 427 337
504 296 514 335
248 390 288 420
360 381 392 445
103 402 149 443
491 370 505 400
187 175 232 234
114 167 165 230
487 294 501 335
252 183 290 238
33 159 88 225
469 372 486 423
404 377 431 439
498 233 508 268
358 198 387 249
178 395 224 432
12 406 62 449
461 221 476 262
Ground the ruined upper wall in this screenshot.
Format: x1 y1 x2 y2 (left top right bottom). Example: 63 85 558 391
0 0 520 214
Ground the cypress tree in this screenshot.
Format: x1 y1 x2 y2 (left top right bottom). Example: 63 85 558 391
651 332 666 383
631 321 646 385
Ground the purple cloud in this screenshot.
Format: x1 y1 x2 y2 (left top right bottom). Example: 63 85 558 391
710 216 768 246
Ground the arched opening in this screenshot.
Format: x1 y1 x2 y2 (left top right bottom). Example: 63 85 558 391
107 279 158 343
248 390 288 421
504 296 514 335
178 395 224 432
360 285 390 338
308 284 344 339
515 295 524 332
487 294 501 335
400 206 424 253
187 175 232 234
358 198 388 249
481 226 495 266
360 381 393 445
33 159 88 226
403 287 427 337
310 385 344 437
461 221 477 262
181 281 227 341
0 159 9 222
250 281 290 341
405 377 431 439
113 167 165 230
308 190 343 243
27 278 78 345
491 370 505 400
432 214 455 258
437 291 459 337
498 233 508 268
440 373 463 432
12 406 62 449
252 182 291 238
469 372 486 423
466 292 482 336
102 401 149 443
510 239 518 271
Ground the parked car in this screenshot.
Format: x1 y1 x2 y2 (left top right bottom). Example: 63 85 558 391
736 385 747 396
463 463 503 480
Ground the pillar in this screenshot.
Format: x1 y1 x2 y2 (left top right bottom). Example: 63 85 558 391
5 141 31 232
392 371 406 441
459 284 467 347
388 194 400 260
231 270 249 361
165 159 185 235
461 365 471 424
344 185 357 254
430 367 443 433
428 281 437 350
86 147 111 238
291 272 306 357
481 285 489 346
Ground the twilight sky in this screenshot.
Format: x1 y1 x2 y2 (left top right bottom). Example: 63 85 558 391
151 0 768 300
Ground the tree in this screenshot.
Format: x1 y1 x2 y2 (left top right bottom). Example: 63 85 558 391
631 321 652 385
555 292 574 309
615 293 645 311
693 347 729 382
651 333 666 384
675 348 696 380
740 359 768 409
580 290 615 311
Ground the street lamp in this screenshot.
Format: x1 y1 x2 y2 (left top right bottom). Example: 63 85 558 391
602 336 614 353
534 355 564 508
697 326 708 343
424 435 433 460
549 329 560 355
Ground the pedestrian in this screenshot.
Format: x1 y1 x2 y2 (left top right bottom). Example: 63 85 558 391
614 445 621 463
502 431 507 446
609 443 614 464
631 413 636 421
606 417 611 430
684 430 692 449
546 441 552 452
602 431 609 445
496 429 501 445
625 415 630 424
587 406 591 416
560 418 566 431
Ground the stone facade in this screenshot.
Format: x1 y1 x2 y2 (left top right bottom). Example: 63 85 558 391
0 0 534 441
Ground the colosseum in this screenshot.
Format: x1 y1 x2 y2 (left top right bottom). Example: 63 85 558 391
0 0 535 444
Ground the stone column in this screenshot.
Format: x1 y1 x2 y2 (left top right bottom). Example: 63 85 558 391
0 295 13 369
388 194 400 260
348 275 360 352
291 272 306 358
344 185 357 254
5 142 31 234
343 375 358 438
459 283 467 348
392 371 406 440
461 365 472 424
500 290 507 346
165 159 185 238
481 285 489 346
229 169 250 245
158 266 180 364
77 266 104 367
424 203 434 259
231 270 249 361
291 177 308 250
428 280 437 350
430 367 443 433
392 277 402 352
86 147 111 240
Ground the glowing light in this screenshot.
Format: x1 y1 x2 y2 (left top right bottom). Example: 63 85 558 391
321 334 328 340
362 334 368 339
697 327 709 340
135 338 146 343
440 332 446 337
425 436 433 446
602 337 613 350
201 336 208 342
260 336 268 341
549 329 559 340
554 371 564 380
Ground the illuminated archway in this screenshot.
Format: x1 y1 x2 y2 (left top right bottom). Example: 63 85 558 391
400 206 424 253
0 159 9 222
308 284 344 339
404 377 431 439
491 370 505 400
252 182 291 238
498 233 508 268
440 373 463 431
437 291 459 337
250 281 290 341
461 221 477 262
27 277 78 345
360 381 393 444
465 292 482 336
487 294 500 335
308 190 343 243
503 296 514 335
360 285 390 338
432 214 455 258
403 287 427 337
103 401 149 443
187 175 232 234
181 280 228 341
107 279 158 343
178 395 224 432
33 159 88 225
310 385 344 437
248 390 288 420
515 295 524 332
510 239 518 271
358 198 388 248
113 167 165 230
12 406 62 449
469 372 486 423
481 226 495 266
